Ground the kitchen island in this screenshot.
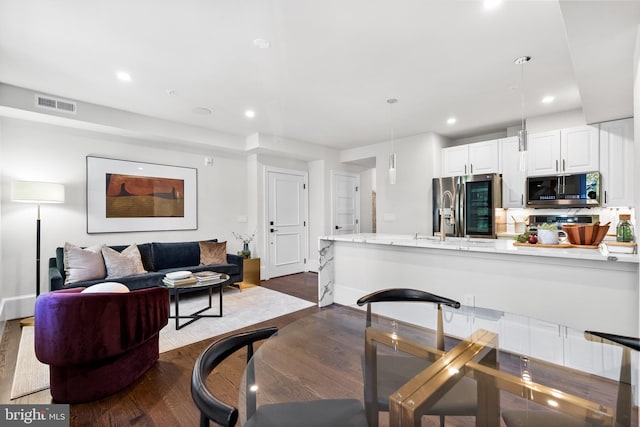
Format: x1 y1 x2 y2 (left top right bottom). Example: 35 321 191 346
318 233 639 336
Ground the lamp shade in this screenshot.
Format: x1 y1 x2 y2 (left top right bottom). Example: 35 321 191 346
11 181 65 203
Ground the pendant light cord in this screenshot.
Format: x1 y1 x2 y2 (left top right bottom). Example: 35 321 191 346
520 61 525 131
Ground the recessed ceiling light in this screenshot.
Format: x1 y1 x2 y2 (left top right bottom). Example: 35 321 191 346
253 38 271 49
484 0 502 9
542 95 555 104
192 107 212 115
245 110 256 118
447 117 457 125
116 71 131 82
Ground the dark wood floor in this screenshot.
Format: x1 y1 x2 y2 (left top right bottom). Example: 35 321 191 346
0 273 324 426
1 273 636 427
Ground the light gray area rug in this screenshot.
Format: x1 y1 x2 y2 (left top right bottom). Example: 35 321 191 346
10 326 49 400
10 286 314 399
160 285 314 352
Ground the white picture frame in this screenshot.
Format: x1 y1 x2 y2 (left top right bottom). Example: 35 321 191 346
86 156 197 233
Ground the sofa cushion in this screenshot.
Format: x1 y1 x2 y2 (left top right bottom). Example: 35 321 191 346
102 244 147 279
199 241 227 265
152 240 216 270
63 242 106 285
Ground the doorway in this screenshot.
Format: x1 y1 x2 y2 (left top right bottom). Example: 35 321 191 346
331 171 360 235
265 168 308 279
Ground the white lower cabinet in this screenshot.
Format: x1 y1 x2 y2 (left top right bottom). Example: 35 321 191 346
563 328 605 377
527 318 564 365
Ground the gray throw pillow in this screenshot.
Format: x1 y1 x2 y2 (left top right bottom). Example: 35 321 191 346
63 242 106 285
102 244 147 279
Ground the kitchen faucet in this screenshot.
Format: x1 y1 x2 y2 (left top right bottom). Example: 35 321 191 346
440 190 455 241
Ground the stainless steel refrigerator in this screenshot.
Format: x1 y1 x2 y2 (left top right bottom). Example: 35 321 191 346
432 173 502 239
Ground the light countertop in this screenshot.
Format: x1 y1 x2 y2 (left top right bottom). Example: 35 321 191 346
319 233 639 264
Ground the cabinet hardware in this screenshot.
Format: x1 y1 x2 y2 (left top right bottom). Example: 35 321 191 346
270 228 278 233
562 159 566 172
555 160 559 172
470 164 473 174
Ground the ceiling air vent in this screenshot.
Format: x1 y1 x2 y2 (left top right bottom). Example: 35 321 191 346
34 94 77 114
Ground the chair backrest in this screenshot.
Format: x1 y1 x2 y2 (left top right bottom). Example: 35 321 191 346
191 327 278 427
585 330 639 427
357 288 460 351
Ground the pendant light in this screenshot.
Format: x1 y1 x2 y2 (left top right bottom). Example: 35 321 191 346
387 98 398 185
514 55 531 172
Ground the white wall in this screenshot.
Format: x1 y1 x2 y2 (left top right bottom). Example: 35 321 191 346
376 132 445 235
0 118 248 319
0 119 4 338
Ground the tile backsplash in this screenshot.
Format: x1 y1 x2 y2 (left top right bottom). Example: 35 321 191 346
502 206 635 235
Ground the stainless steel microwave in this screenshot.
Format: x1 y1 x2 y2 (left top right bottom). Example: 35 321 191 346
526 172 601 208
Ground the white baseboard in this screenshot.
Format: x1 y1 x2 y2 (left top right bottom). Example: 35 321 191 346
0 295 35 321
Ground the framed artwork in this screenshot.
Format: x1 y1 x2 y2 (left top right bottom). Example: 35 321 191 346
86 156 197 233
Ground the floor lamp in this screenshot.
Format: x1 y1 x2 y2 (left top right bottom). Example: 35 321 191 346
11 181 65 326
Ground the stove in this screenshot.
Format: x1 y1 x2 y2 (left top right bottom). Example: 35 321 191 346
529 215 599 226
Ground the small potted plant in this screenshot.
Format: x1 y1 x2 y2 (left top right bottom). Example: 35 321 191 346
233 231 256 259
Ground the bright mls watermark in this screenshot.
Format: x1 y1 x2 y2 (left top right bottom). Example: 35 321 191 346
1 405 69 426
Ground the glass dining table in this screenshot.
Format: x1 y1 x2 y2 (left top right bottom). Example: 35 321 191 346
238 301 638 426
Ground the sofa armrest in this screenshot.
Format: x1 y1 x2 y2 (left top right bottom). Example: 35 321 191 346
226 253 244 281
49 257 64 291
34 287 169 366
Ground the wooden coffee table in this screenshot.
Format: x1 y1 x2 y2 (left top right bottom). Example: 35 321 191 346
161 273 229 330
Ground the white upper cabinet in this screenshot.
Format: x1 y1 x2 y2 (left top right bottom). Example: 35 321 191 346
500 136 525 208
599 118 634 207
527 126 599 176
441 145 469 177
441 139 499 177
469 139 500 174
526 130 561 176
561 125 600 173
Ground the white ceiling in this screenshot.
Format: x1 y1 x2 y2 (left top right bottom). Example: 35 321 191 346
0 0 638 150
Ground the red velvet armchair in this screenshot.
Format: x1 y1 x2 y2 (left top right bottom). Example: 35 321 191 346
34 286 169 403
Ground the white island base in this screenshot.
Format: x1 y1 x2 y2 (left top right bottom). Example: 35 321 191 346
318 234 639 337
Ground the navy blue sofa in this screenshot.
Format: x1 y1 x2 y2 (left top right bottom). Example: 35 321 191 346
49 240 243 292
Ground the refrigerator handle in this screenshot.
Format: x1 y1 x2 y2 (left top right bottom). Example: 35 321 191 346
456 181 464 237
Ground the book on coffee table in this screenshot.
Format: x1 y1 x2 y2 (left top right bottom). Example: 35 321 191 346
162 275 197 287
193 271 224 285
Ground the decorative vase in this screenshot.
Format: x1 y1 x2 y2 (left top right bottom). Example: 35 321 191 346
241 242 251 259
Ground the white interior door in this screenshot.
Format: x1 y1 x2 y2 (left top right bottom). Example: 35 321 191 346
267 169 307 278
331 171 360 235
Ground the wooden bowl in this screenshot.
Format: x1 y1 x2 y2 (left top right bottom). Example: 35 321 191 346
591 224 609 245
562 224 609 246
562 224 584 245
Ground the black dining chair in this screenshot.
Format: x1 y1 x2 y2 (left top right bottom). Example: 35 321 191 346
502 330 639 427
357 288 477 427
191 326 368 427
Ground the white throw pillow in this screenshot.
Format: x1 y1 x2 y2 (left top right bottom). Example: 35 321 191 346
63 242 106 285
81 282 130 293
102 244 147 279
